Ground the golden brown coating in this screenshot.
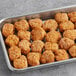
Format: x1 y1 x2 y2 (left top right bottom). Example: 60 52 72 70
59 21 74 32
18 40 31 55
31 27 46 40
8 46 21 61
5 35 19 46
63 30 76 40
2 23 14 37
13 55 28 69
55 49 69 61
29 18 42 29
70 17 76 23
44 42 59 52
59 37 74 50
31 40 44 53
44 42 51 50
42 19 58 31
45 31 61 43
69 45 76 57
55 13 68 23
18 30 30 41
51 43 59 52
27 52 41 66
68 12 76 22
68 12 76 18
14 20 29 31
40 50 55 64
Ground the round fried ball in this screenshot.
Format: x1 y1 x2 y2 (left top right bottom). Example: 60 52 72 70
14 19 29 31
63 30 76 40
44 42 59 52
59 37 74 50
29 18 42 29
5 35 19 46
8 46 21 61
42 19 58 31
13 55 28 69
55 13 68 23
45 31 61 43
55 49 69 61
59 21 74 32
19 40 31 55
68 12 76 23
31 27 46 40
68 12 76 18
70 17 76 23
31 40 44 53
44 42 51 50
40 50 55 64
18 30 30 41
27 52 41 66
2 23 14 37
69 45 76 57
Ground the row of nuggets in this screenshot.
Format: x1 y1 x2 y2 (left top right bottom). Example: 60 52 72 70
2 12 76 69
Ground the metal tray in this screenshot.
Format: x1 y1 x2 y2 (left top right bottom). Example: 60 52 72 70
0 5 76 72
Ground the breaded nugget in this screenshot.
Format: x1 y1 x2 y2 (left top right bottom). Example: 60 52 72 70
27 52 41 66
40 50 55 64
44 42 59 52
59 21 74 32
19 40 31 55
59 38 74 50
45 31 61 43
68 12 76 22
70 17 76 22
14 20 29 31
68 12 76 18
63 30 76 40
31 40 44 53
55 13 68 23
42 19 58 31
8 46 21 61
44 42 51 50
31 27 46 40
55 49 69 61
2 23 14 37
69 45 76 57
13 55 28 69
29 18 42 29
5 35 19 46
18 30 30 41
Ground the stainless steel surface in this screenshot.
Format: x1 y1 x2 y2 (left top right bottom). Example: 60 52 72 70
0 5 76 72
